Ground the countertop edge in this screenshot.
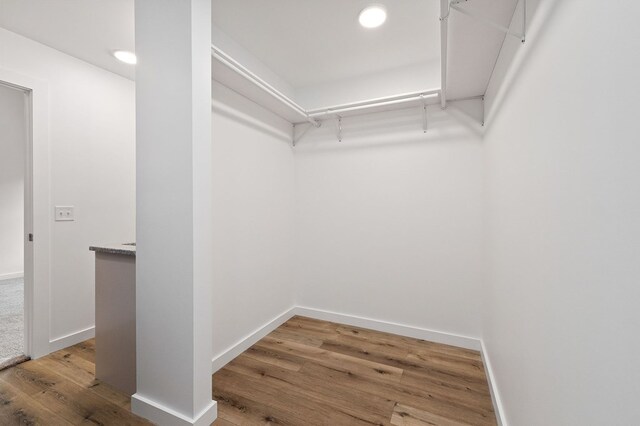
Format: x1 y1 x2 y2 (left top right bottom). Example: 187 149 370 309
90 244 136 257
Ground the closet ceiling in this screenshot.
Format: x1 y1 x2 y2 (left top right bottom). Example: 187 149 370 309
0 0 522 102
211 0 440 89
0 0 135 80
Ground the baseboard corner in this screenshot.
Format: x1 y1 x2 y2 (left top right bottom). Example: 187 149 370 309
49 326 95 353
480 339 508 426
293 306 482 351
211 306 297 373
132 393 217 426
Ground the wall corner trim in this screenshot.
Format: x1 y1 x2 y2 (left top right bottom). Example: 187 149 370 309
211 306 297 373
49 326 95 354
480 340 508 426
131 394 217 426
295 306 482 350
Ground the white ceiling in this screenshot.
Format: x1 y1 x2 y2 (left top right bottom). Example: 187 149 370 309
0 0 521 102
0 0 136 80
212 0 441 89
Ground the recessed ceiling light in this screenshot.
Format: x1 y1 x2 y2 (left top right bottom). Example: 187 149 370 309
113 50 137 65
359 5 387 29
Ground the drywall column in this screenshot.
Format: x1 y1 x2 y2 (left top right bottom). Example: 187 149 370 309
133 1 216 425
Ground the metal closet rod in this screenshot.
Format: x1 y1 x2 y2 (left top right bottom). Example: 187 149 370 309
306 90 441 118
210 45 320 128
211 44 444 128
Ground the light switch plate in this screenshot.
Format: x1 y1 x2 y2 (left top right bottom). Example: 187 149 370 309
55 206 75 221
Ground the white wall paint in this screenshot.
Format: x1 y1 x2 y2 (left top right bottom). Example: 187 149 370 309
295 103 484 339
212 24 296 101
483 0 543 123
0 28 135 343
482 1 640 424
211 81 296 361
296 59 441 110
0 84 25 279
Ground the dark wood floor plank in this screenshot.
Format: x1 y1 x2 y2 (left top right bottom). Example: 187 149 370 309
406 351 487 381
336 325 482 363
213 385 311 425
268 327 324 348
242 344 306 371
257 335 405 385
390 403 471 426
215 368 385 426
0 378 73 426
224 353 396 425
211 417 238 426
278 316 341 340
66 339 96 364
32 370 143 425
0 362 57 397
299 360 495 425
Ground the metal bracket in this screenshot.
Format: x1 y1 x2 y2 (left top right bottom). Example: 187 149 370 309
421 96 428 133
292 122 319 147
440 0 451 21
337 117 342 142
292 124 296 147
449 0 526 43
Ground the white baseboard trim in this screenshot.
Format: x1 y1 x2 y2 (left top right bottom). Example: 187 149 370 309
211 306 297 373
132 393 217 426
0 271 24 280
49 326 95 353
480 340 508 426
294 306 482 351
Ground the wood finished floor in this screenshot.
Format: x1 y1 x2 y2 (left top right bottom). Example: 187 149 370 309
0 316 496 425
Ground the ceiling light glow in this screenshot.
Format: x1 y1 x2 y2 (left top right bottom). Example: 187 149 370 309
113 50 137 65
359 5 387 29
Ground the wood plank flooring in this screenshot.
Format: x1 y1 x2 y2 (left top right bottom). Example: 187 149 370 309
0 316 496 425
0 339 151 425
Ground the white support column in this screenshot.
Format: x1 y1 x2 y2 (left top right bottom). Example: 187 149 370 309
133 1 216 425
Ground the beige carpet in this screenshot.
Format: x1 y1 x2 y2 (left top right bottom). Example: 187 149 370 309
0 277 24 366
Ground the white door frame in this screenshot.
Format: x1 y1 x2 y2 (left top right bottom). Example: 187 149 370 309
0 68 50 359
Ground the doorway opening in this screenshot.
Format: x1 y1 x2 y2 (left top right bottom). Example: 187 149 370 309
0 82 29 369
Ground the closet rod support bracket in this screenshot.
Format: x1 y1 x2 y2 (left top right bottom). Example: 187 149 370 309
421 95 428 133
450 0 526 43
292 122 319 147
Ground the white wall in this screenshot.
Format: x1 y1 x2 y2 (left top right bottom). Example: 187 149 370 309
0 28 135 344
482 1 640 424
295 103 484 339
212 24 296 101
0 83 25 279
296 59 441 110
211 81 296 360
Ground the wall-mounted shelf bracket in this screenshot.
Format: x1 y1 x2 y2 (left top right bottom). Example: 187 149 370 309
337 117 343 142
292 122 318 147
448 0 526 43
212 45 321 127
421 95 428 133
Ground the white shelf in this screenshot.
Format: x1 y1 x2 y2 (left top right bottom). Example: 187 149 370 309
211 44 443 129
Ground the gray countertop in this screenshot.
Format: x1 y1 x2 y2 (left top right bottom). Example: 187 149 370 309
90 242 136 257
